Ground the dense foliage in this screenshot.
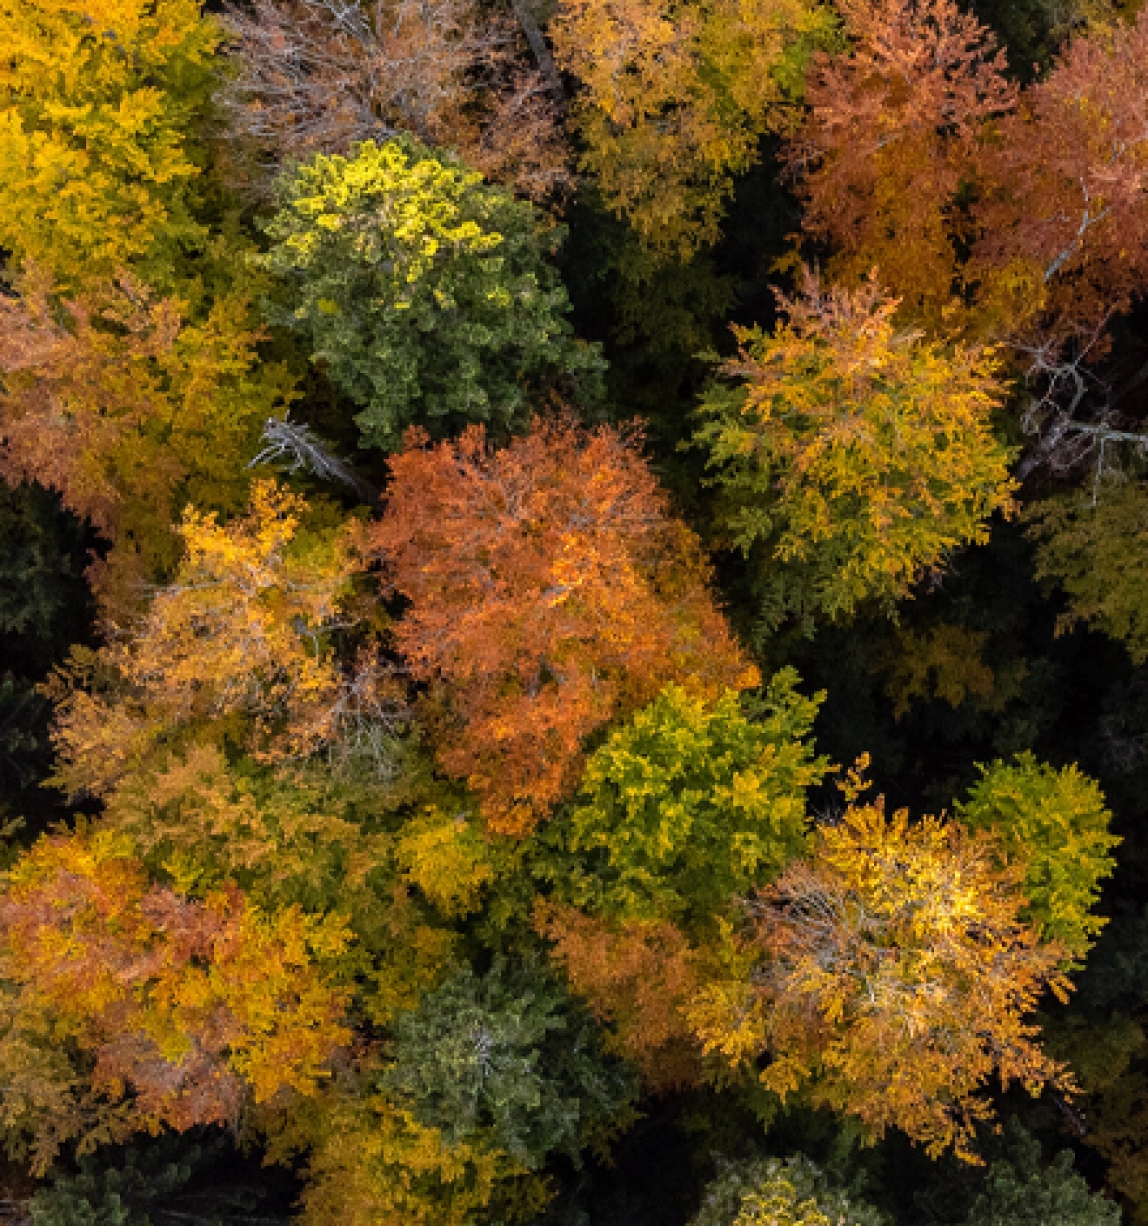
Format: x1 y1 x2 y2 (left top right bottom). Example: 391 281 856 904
2 0 1148 1221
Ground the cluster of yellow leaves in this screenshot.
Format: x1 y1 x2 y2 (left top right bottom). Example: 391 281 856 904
0 267 292 615
552 0 832 257
299 1085 531 1226
697 275 1016 631
50 481 382 797
694 800 1072 1162
371 418 758 835
0 828 351 1172
0 0 219 291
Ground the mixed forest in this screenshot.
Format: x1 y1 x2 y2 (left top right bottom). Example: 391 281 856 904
2 0 1148 1221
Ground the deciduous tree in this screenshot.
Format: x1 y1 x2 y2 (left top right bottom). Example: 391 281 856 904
259 139 604 451
221 0 569 201
371 417 758 834
0 829 351 1171
0 0 219 292
547 673 827 925
956 752 1118 960
0 268 293 615
693 799 1073 1161
786 0 1016 329
49 481 394 798
552 0 832 257
695 275 1016 635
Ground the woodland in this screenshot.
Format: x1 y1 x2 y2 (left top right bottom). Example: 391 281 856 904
1 0 1148 1221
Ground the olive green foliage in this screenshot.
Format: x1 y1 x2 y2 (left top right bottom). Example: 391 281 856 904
1028 482 1148 664
546 674 827 925
961 1123 1121 1226
260 138 605 450
384 959 637 1170
689 1155 889 1226
956 752 1119 958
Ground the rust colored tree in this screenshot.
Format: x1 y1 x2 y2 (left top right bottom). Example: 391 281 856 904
370 418 758 835
788 0 1016 329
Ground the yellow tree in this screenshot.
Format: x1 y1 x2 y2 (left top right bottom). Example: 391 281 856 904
552 0 832 258
692 797 1073 1161
695 275 1015 634
0 0 219 292
0 828 351 1172
49 481 394 799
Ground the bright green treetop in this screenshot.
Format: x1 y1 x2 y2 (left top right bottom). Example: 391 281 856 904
546 672 828 926
956 752 1119 959
260 138 605 451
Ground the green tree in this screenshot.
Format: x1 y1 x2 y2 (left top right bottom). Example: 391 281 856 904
689 1155 888 1226
961 1122 1121 1226
545 672 828 926
384 958 637 1170
956 752 1119 959
260 139 605 451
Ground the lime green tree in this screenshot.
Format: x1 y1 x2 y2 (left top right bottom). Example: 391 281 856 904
260 138 605 450
545 672 828 926
956 753 1119 960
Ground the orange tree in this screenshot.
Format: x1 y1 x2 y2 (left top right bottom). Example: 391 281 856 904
370 416 758 835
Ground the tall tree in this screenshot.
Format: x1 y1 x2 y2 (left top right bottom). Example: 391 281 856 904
695 275 1015 636
0 0 218 292
692 798 1073 1161
0 268 292 616
786 0 1016 330
220 0 569 201
552 0 832 258
259 138 604 452
371 417 758 834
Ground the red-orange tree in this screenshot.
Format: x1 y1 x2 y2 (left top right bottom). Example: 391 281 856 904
370 418 757 835
788 0 1015 330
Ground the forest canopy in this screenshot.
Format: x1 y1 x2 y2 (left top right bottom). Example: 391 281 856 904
1 0 1148 1222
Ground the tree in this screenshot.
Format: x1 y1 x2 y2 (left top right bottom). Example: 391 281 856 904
956 752 1119 960
786 0 1016 330
220 0 569 202
694 275 1016 635
960 1122 1121 1226
370 417 759 834
692 798 1073 1161
535 902 705 1089
973 7 1148 344
0 268 294 615
546 673 827 926
551 0 832 258
259 139 604 451
384 959 637 1170
1027 481 1148 664
689 1155 888 1226
0 829 351 1172
49 481 395 799
0 0 218 292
